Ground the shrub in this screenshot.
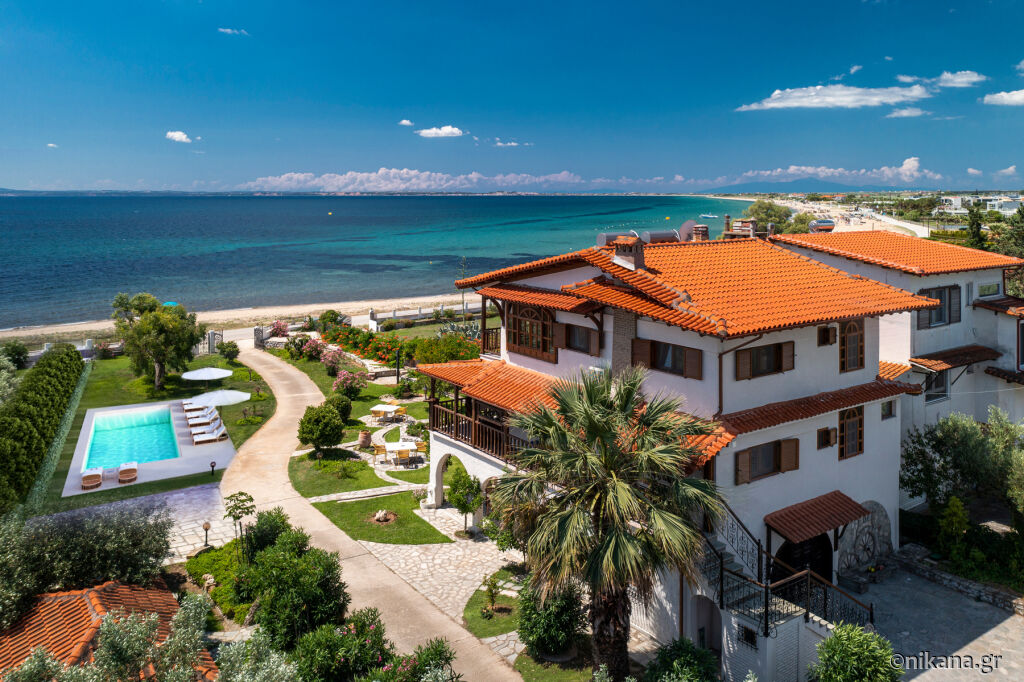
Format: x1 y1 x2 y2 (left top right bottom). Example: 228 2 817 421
244 507 293 558
516 577 585 656
0 340 29 370
217 340 241 361
270 320 290 337
217 628 302 681
406 421 426 439
285 334 311 359
380 319 398 332
302 338 326 360
294 608 394 682
359 637 460 682
443 308 455 319
333 370 370 399
447 467 483 531
95 341 115 359
641 638 718 682
808 623 901 682
323 393 353 422
413 335 480 365
298 404 347 454
185 540 250 621
321 349 345 376
318 309 348 332
938 496 969 557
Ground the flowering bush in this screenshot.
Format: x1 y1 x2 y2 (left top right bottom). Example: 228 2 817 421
293 608 393 682
363 638 459 682
285 334 310 360
302 338 325 361
270 320 290 338
95 341 115 359
333 370 369 399
321 349 345 376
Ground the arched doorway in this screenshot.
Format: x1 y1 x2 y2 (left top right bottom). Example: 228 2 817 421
691 595 722 658
482 477 499 516
774 533 833 581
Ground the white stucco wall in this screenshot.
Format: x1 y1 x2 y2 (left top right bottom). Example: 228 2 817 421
426 431 509 515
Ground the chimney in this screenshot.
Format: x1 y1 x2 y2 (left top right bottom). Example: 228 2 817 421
693 224 709 241
724 214 731 232
611 236 644 271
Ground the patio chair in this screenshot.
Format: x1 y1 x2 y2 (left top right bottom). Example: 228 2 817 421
393 449 411 467
190 417 221 436
372 443 387 463
388 399 400 406
182 401 208 413
118 462 138 485
187 409 218 427
394 406 407 422
416 441 428 453
193 424 229 445
81 468 103 490
370 409 386 426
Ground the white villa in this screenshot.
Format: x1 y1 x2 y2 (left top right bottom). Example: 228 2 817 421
413 230 965 680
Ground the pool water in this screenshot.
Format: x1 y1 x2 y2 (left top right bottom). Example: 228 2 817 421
84 406 180 470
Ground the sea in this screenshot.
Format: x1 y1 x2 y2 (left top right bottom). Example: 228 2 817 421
0 194 749 329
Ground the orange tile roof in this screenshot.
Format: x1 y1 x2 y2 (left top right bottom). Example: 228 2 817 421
458 238 937 339
878 361 911 381
475 284 602 314
686 426 736 470
773 230 1024 275
973 295 1024 318
0 580 217 679
764 491 870 544
986 366 1024 385
910 344 1001 372
416 359 557 413
718 379 919 436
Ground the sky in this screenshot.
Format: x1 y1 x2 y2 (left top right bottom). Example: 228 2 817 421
2 0 1024 192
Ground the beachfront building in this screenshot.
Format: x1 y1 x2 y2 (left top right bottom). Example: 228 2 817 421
416 233 935 680
771 231 1024 509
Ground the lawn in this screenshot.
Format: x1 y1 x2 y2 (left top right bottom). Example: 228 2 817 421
390 315 500 339
41 354 276 513
514 637 596 682
383 427 401 443
265 347 362 396
387 455 465 485
462 567 522 638
288 449 393 498
313 491 452 544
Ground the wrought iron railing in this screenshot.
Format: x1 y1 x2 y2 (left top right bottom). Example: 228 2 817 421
716 499 765 582
770 569 873 628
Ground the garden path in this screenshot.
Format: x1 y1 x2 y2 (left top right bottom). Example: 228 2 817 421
221 342 522 681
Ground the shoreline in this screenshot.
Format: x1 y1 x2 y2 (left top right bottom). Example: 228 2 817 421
0 291 474 341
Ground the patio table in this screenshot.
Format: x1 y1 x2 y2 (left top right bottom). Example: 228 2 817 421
370 404 401 425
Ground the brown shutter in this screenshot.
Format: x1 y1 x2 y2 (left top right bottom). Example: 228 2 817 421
828 327 837 344
735 349 752 380
830 427 838 446
735 449 751 485
780 439 799 472
917 289 931 329
781 341 795 371
553 323 566 349
949 285 961 324
632 338 651 367
684 348 703 380
588 329 601 356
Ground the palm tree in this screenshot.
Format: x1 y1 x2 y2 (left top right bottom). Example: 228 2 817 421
490 366 722 680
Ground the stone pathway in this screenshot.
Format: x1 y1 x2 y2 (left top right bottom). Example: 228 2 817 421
872 569 1024 680
483 632 527 663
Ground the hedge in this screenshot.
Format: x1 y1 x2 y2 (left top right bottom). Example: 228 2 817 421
0 345 85 514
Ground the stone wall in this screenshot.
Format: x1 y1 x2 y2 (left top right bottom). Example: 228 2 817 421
610 309 636 374
896 544 1024 617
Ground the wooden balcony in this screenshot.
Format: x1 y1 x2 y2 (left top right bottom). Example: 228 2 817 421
482 328 501 355
428 398 530 463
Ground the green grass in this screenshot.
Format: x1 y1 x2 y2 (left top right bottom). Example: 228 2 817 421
313 491 452 544
265 348 362 396
514 637 595 682
184 541 251 623
387 455 465 485
288 450 394 498
41 354 275 513
383 427 401 443
390 315 500 339
462 567 521 638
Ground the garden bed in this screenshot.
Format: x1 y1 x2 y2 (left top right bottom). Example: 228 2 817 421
462 567 523 638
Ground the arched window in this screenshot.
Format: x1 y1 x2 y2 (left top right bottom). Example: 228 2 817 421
839 319 864 372
506 303 556 362
838 406 864 459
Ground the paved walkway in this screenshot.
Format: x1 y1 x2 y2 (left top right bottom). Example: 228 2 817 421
873 569 1023 680
221 343 522 681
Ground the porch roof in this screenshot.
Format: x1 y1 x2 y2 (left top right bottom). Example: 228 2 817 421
878 361 911 381
764 491 869 544
973 295 1024 318
909 344 1001 373
985 366 1024 386
417 359 558 413
475 283 603 314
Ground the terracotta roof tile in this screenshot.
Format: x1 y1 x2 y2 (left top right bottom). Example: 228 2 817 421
414 359 490 386
457 238 936 338
686 426 736 470
764 490 870 544
878 361 911 381
0 580 217 679
773 230 1024 275
416 360 557 413
910 344 1001 372
985 366 1024 385
475 284 602 314
973 295 1024 318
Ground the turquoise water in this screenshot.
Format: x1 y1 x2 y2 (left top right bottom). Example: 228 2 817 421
0 195 750 328
84 406 180 470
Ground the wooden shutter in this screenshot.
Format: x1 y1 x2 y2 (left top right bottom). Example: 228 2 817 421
917 289 932 329
828 327 837 344
735 349 752 380
588 329 600 356
735 449 751 485
553 323 566 349
632 338 651 367
780 439 799 472
949 285 961 324
684 348 703 380
829 427 838 446
780 341 795 372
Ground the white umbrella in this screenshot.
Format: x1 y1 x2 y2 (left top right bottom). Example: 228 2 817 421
189 389 251 407
181 367 233 381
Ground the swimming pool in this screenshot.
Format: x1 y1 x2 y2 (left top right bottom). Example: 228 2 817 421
84 406 180 470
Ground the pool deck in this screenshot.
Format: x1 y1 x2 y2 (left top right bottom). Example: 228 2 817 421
62 400 236 497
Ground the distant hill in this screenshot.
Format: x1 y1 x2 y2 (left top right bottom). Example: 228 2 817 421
705 179 938 194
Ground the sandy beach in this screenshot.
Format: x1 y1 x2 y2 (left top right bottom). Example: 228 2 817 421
0 291 477 342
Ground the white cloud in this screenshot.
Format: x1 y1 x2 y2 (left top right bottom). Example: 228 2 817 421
414 125 465 138
494 140 519 147
967 168 983 176
884 56 893 61
995 165 1017 177
849 65 863 75
397 119 414 126
983 89 1024 105
738 156 942 184
886 107 928 118
1017 59 1024 74
934 70 987 87
165 130 192 143
46 143 58 148
737 84 929 110
896 74 919 83
217 28 249 36
239 167 583 192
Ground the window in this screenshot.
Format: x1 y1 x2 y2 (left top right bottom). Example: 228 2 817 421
651 340 702 379
735 342 794 380
838 407 864 459
506 303 556 362
979 282 1001 298
924 370 948 403
817 427 837 449
566 324 591 353
818 325 837 346
749 442 780 480
734 439 799 484
738 625 758 650
917 285 961 329
839 319 864 372
881 400 895 420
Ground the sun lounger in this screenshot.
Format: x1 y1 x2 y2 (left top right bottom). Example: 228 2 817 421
81 468 103 490
182 401 209 413
187 410 218 427
118 462 138 484
190 417 221 436
193 424 229 445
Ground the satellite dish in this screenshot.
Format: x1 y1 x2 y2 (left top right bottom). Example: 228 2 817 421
679 219 698 242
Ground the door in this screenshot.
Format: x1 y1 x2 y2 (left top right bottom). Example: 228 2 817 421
774 533 834 582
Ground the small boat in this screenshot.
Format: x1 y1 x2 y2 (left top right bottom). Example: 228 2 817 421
699 213 718 219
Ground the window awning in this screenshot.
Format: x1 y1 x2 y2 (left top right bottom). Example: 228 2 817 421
764 491 869 544
909 344 1001 373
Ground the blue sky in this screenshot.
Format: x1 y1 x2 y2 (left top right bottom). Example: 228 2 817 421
2 0 1024 192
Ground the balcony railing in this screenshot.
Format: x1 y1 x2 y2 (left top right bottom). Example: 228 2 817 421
429 401 530 463
482 328 501 354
